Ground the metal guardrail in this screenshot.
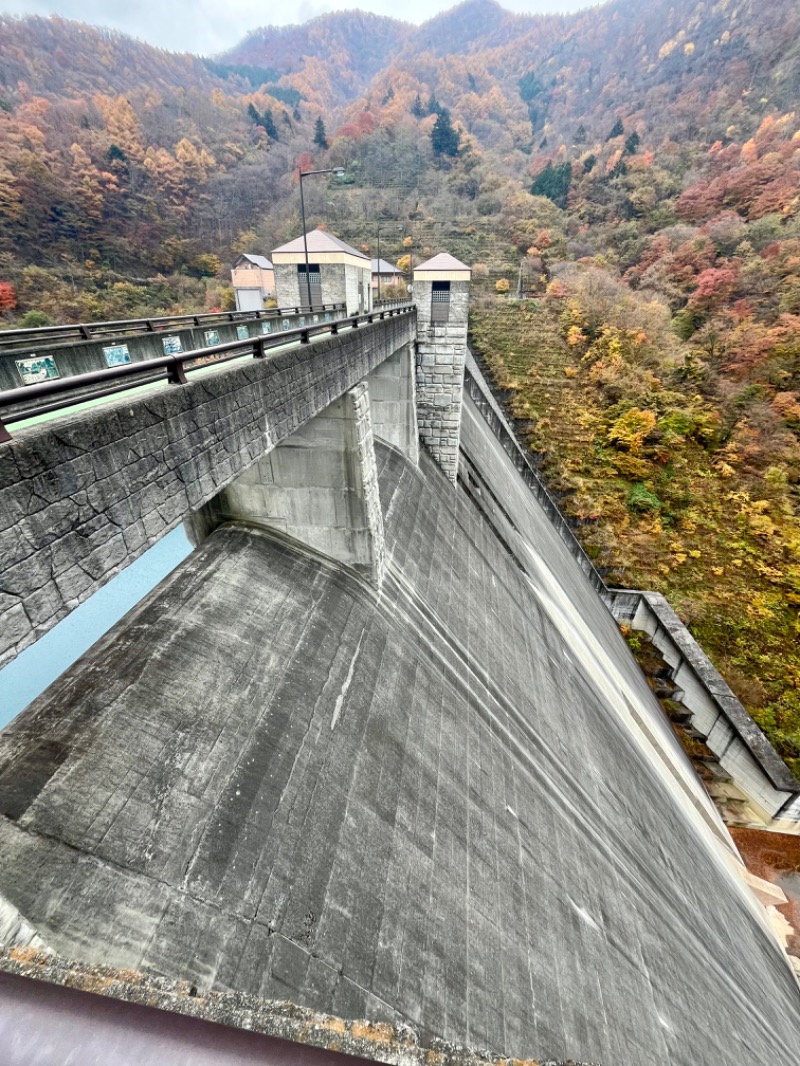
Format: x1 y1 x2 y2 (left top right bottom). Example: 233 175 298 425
0 304 415 442
0 303 347 356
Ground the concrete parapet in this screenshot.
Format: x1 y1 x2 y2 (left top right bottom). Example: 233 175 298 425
0 310 333 400
606 588 800 821
463 355 606 596
0 951 596 1066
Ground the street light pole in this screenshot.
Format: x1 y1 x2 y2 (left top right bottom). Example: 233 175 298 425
298 167 344 312
376 226 381 304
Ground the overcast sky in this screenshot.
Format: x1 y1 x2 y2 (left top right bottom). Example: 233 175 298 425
0 0 601 56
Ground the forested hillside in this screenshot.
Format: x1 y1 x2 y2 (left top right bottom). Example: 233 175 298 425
0 0 799 765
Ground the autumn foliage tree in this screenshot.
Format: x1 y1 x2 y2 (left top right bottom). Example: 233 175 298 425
0 282 16 312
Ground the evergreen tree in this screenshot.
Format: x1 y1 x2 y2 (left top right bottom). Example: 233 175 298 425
314 116 328 149
431 108 460 158
574 123 586 144
611 156 628 177
624 130 640 154
518 71 544 104
247 103 279 140
427 94 443 117
530 161 572 208
606 118 624 140
583 154 596 173
411 93 425 118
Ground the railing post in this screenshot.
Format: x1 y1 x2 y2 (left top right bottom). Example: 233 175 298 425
301 329 310 344
0 416 11 444
168 358 188 385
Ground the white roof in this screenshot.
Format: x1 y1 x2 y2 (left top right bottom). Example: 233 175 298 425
272 229 368 260
414 252 470 272
237 253 273 269
371 258 403 274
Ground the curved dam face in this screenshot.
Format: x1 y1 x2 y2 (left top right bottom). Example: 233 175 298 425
0 427 799 1063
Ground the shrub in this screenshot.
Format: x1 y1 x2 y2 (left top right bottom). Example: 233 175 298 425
19 310 50 328
659 408 696 437
606 406 657 451
628 483 662 513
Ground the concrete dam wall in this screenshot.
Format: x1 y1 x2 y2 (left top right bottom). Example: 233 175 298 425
1 258 799 1063
0 404 798 1062
0 313 415 668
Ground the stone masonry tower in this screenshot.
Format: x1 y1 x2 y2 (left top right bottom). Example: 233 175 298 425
413 253 471 484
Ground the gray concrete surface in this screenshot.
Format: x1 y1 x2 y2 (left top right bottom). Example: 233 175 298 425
367 344 419 464
0 432 798 1064
204 382 385 587
463 355 605 595
0 313 415 668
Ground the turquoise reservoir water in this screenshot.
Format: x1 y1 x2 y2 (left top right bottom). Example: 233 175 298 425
0 526 192 731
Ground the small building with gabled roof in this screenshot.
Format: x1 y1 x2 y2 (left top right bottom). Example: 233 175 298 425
271 229 372 316
231 253 275 311
413 252 471 324
413 252 471 281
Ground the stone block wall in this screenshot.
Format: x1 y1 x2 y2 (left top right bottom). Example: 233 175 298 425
414 280 469 484
274 265 302 311
322 264 348 311
274 263 369 315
